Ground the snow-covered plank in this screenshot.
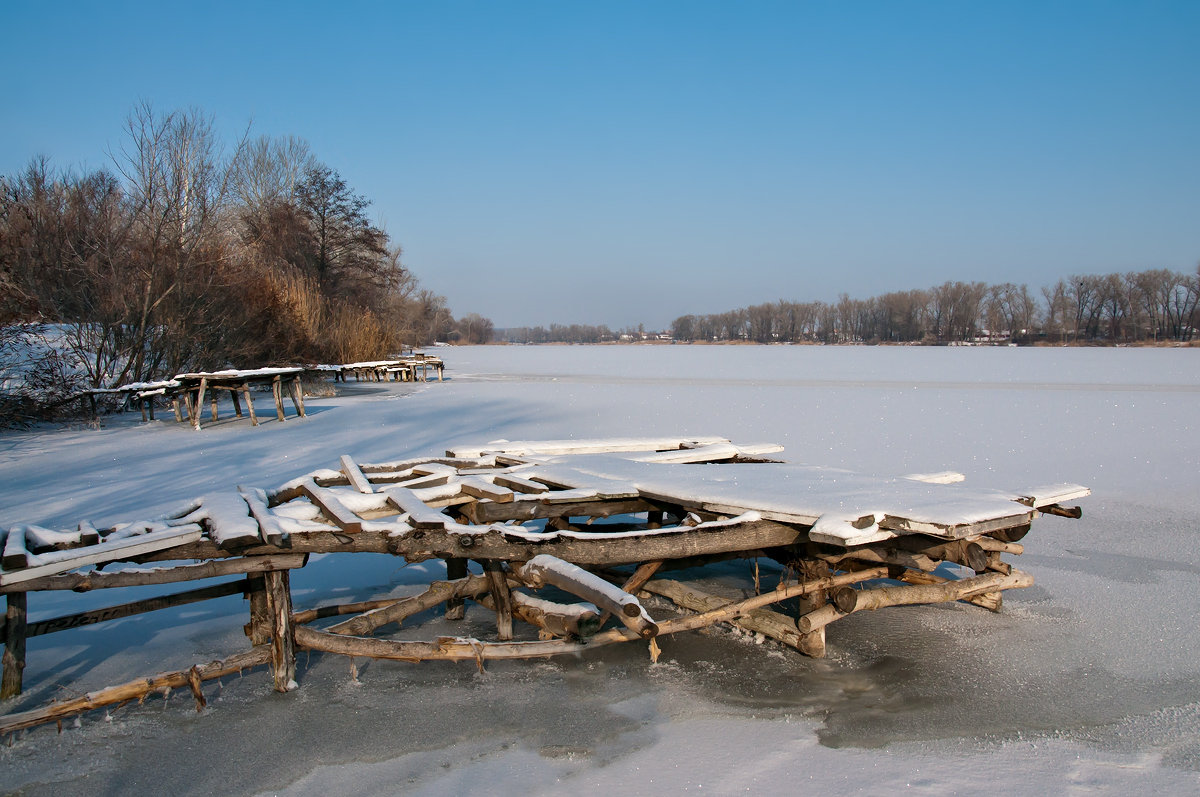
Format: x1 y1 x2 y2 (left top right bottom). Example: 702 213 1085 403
2 526 30 569
446 436 730 458
299 480 364 533
458 476 515 504
1009 484 1092 508
339 455 375 494
239 487 286 546
490 473 550 494
808 512 897 546
383 486 450 529
180 493 261 549
902 471 966 485
0 527 203 587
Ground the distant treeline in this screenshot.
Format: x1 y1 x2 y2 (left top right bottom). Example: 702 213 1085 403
0 103 493 390
671 272 1199 344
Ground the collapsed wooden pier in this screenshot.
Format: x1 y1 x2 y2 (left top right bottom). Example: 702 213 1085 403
0 437 1087 734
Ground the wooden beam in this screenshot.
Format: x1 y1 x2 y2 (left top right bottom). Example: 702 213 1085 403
1 552 306 594
482 560 514 640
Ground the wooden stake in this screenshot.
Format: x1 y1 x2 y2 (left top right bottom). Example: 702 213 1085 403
1 592 27 699
270 377 284 422
242 384 258 426
482 560 514 640
444 558 468 620
245 575 271 646
263 570 295 691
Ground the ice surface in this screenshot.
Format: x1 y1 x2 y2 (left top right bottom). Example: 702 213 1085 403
2 345 1199 794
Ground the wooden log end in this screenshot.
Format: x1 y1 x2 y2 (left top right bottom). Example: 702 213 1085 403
831 586 859 614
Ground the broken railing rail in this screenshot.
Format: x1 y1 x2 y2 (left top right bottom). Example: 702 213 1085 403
0 436 1087 734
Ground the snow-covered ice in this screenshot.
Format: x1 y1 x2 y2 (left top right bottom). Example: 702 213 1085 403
1 344 1198 794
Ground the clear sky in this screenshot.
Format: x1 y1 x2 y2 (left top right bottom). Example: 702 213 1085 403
3 1 1198 329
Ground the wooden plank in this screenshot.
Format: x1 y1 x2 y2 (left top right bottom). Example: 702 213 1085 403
238 487 286 546
299 480 364 533
0 527 204 587
1 553 307 594
490 473 550 494
2 527 29 570
459 476 515 504
339 455 375 494
382 486 449 529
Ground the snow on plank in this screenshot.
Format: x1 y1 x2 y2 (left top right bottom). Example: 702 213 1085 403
339 455 375 494
298 479 364 533
0 526 204 587
383 486 451 529
446 436 731 458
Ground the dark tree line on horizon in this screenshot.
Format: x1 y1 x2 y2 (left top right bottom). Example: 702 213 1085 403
0 103 494 396
668 271 1199 345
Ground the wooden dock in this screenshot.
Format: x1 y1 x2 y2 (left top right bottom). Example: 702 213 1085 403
0 437 1087 733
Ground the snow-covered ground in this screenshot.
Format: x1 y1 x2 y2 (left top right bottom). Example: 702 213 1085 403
1 344 1198 794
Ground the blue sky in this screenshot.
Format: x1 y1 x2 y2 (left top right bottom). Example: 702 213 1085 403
3 1 1198 328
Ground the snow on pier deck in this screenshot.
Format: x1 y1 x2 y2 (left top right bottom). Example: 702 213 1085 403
0 437 1087 733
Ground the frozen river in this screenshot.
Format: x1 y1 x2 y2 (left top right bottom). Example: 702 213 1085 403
1 344 1198 794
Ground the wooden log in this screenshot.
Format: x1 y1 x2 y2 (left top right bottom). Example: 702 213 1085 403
482 560 514 640
230 388 243 418
209 388 219 422
18 580 245 639
463 497 655 524
443 558 468 620
0 646 270 734
172 395 184 422
263 569 296 691
797 569 1033 634
897 569 1003 611
292 567 890 664
1 592 27 699
272 376 286 422
1 553 306 594
513 556 657 639
292 597 407 625
290 376 306 418
191 379 207 430
145 518 809 570
478 591 602 638
638 578 807 651
242 383 258 426
246 575 271 646
325 574 494 637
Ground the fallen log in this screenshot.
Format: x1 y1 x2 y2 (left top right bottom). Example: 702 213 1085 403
0 646 270 735
513 555 658 639
797 569 1033 634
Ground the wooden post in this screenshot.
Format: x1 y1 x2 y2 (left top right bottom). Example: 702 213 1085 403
262 570 295 691
245 575 271 646
192 379 208 430
794 560 829 658
172 395 184 422
242 384 258 426
290 376 306 418
139 396 148 422
272 376 286 422
209 387 219 422
230 388 243 418
1 592 27 699
445 558 468 620
482 560 514 640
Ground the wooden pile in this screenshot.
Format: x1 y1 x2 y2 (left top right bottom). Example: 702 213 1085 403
0 437 1087 734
